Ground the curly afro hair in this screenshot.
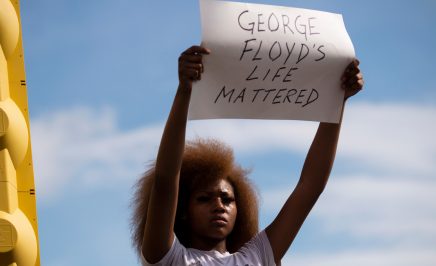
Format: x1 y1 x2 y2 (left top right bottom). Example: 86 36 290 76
131 138 259 256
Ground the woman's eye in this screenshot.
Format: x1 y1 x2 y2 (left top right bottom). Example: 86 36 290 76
197 196 210 202
222 197 235 205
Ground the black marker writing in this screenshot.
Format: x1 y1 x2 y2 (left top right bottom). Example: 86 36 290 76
237 10 320 40
214 86 319 107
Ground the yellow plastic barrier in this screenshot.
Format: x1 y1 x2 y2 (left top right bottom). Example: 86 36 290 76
0 0 41 265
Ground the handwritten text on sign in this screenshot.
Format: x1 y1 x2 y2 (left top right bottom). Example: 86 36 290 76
189 0 355 122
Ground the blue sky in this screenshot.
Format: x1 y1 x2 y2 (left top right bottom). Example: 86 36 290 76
19 0 436 265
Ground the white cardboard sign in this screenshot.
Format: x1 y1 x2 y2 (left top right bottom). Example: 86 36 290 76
189 0 355 123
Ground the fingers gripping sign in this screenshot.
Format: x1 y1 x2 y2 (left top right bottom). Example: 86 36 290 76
341 59 364 100
178 46 211 90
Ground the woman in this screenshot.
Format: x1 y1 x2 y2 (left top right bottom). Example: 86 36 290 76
131 45 364 265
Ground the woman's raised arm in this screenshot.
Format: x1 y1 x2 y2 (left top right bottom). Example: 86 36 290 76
142 46 210 263
265 60 364 264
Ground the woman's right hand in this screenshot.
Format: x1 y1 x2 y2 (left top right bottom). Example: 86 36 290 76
178 45 210 91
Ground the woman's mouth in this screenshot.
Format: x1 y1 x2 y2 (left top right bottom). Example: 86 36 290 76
211 216 228 226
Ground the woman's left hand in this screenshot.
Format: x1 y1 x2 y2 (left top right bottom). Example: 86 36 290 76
341 59 364 100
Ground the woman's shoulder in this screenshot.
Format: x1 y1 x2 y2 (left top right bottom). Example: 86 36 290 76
232 230 276 265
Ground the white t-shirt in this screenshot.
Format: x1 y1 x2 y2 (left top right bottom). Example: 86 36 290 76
142 230 276 266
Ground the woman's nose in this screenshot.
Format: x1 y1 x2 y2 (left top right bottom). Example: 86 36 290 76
213 198 225 212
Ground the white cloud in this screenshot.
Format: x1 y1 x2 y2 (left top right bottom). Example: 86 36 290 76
340 102 436 175
30 102 436 203
315 175 436 240
262 175 436 241
282 247 436 266
261 174 436 266
188 119 317 153
189 102 436 176
30 106 162 202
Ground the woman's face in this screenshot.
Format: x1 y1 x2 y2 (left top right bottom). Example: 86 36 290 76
187 178 237 245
